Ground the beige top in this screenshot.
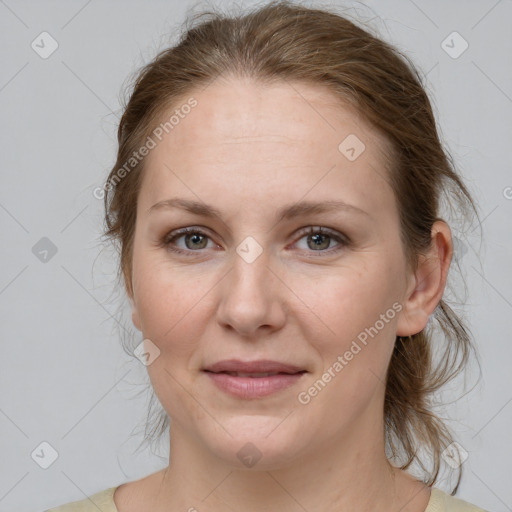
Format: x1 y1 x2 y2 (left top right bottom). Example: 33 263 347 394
45 486 488 511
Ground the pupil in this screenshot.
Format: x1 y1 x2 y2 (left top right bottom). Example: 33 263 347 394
310 233 329 250
187 233 206 249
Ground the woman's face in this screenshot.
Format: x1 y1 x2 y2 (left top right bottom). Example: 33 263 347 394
129 77 427 469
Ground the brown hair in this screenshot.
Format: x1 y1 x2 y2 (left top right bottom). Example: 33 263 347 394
102 0 481 492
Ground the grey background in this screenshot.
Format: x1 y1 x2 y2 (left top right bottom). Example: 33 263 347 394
1 1 511 511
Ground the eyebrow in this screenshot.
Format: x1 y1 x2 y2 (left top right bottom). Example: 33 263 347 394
147 197 370 223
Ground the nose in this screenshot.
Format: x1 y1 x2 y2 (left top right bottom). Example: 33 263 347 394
215 246 287 338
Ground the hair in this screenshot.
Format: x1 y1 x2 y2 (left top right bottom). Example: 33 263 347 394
102 0 482 493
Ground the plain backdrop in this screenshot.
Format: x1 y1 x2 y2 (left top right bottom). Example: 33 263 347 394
0 1 511 511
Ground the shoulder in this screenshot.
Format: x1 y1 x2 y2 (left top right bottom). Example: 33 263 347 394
427 488 489 512
44 487 119 512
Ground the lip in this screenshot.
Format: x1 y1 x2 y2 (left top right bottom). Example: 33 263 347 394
204 359 305 374
203 359 307 399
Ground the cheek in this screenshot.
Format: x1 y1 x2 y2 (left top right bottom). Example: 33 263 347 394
132 262 210 424
295 270 399 426
291 259 400 342
290 259 401 407
131 252 220 360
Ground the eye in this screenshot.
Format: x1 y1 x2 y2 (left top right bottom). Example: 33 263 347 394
293 226 348 255
161 226 348 257
161 227 216 254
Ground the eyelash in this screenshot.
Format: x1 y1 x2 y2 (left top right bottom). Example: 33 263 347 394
161 226 349 257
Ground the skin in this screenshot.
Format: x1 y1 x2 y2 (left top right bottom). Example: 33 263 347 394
114 76 452 512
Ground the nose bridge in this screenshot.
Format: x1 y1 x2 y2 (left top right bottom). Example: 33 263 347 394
216 236 284 335
229 237 274 308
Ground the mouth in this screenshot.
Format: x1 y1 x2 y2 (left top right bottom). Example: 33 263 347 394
203 359 307 375
205 371 307 378
202 360 308 398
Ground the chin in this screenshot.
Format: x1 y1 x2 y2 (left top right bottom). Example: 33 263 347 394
201 416 310 470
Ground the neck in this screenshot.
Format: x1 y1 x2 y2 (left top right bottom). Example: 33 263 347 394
144 407 429 512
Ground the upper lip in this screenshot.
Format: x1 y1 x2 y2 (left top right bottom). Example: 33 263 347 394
204 359 306 374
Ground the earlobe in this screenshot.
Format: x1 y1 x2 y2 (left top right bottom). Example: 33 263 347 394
396 221 453 337
132 310 142 332
128 295 142 332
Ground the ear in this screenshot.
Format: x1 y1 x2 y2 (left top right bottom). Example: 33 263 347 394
396 220 453 337
124 269 142 332
127 292 142 332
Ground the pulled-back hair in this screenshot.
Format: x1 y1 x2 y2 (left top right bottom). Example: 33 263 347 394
102 0 481 492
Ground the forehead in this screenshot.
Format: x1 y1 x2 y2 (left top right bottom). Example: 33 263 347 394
158 77 387 153
139 77 396 219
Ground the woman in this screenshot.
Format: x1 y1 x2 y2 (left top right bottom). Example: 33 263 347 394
47 1 487 510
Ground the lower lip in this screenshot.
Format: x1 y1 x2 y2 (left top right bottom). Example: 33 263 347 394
204 371 306 398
